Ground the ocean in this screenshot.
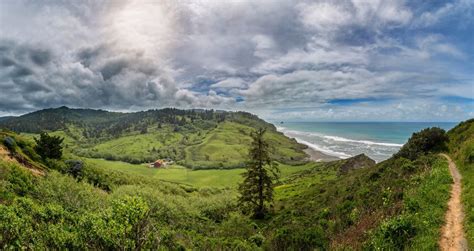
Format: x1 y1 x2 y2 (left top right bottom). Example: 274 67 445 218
276 122 457 162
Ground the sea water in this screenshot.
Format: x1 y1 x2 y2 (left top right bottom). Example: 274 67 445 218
276 122 457 162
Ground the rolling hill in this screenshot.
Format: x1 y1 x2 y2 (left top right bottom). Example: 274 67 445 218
0 107 308 169
0 108 472 249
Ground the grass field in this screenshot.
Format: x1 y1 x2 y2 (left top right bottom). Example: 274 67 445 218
91 130 182 156
184 121 307 168
85 158 318 188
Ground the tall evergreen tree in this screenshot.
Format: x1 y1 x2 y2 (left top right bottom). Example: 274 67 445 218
34 132 64 159
238 128 279 219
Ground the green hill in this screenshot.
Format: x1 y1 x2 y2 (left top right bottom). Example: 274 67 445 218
1 111 472 249
0 107 308 169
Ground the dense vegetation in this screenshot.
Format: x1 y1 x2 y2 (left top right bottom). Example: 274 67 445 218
0 107 307 169
447 119 474 246
269 150 451 249
395 127 448 160
0 108 472 249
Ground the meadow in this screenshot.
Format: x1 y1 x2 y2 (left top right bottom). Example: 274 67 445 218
85 158 318 188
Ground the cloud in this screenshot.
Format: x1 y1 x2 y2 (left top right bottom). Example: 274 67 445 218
413 0 474 28
0 0 472 121
210 78 246 90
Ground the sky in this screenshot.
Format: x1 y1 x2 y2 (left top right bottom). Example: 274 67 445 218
0 0 473 121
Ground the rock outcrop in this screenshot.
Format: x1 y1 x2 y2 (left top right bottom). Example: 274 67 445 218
339 154 376 174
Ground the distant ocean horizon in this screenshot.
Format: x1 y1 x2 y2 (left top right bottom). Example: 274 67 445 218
275 122 457 162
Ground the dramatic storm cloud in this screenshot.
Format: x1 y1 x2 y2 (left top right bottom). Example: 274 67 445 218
0 0 473 121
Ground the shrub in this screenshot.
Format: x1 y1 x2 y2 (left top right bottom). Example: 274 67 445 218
395 127 448 160
248 233 265 247
0 198 36 248
3 136 16 151
270 226 327 250
81 196 152 249
369 215 416 250
65 160 84 179
4 163 35 196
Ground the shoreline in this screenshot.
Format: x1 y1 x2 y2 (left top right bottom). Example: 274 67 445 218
276 125 343 162
303 146 341 162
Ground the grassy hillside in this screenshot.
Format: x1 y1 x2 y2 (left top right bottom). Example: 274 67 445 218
0 132 453 249
267 154 452 249
1 107 308 169
184 122 306 169
447 119 474 246
0 131 314 249
1 115 472 249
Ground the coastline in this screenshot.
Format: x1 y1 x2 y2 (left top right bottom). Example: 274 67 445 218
303 146 340 162
275 125 343 162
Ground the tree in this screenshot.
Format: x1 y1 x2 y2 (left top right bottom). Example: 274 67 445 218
238 128 279 219
395 127 449 160
34 132 64 159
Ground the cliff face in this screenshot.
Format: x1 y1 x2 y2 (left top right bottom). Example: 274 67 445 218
339 153 376 173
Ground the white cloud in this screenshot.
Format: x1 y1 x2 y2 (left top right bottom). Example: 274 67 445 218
0 0 471 121
413 0 474 28
297 2 352 31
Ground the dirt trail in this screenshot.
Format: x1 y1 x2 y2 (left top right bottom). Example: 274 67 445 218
439 154 468 251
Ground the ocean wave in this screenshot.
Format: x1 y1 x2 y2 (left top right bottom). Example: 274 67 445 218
277 127 324 137
323 136 403 147
277 126 403 147
293 138 351 159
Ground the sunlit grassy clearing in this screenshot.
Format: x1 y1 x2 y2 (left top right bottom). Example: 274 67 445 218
85 158 318 188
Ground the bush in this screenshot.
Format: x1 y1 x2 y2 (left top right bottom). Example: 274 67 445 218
0 198 36 248
270 226 327 250
81 196 152 249
3 162 35 196
369 215 416 250
395 127 448 160
65 160 84 179
3 136 16 151
248 233 265 247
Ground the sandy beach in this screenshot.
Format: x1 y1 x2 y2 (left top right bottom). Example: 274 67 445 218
303 147 340 162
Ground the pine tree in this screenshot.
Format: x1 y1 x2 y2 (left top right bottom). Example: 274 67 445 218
238 128 279 219
34 132 64 159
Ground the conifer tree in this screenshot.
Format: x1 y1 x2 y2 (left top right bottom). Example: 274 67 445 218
238 128 279 219
34 132 64 159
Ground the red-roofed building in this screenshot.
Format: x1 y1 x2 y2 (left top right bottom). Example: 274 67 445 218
151 159 166 168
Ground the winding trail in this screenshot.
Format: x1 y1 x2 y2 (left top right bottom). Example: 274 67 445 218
439 154 468 251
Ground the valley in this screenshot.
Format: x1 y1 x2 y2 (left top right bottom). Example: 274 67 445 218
0 107 472 249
